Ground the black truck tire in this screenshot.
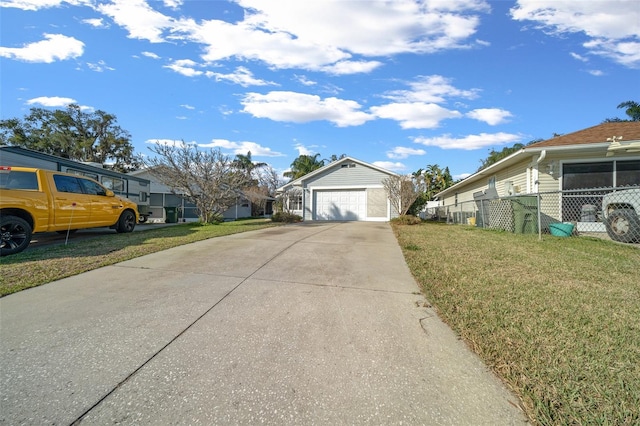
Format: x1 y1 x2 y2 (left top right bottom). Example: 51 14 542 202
1 215 33 256
115 210 136 233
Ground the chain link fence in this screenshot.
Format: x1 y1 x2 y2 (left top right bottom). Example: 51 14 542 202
425 185 640 244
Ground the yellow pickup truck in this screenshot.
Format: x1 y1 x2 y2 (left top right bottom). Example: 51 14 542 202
0 166 139 256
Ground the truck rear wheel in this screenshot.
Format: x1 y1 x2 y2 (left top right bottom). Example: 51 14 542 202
1 215 33 256
116 210 136 233
605 209 640 243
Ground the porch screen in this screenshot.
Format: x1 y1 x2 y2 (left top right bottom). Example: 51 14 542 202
617 160 640 187
562 162 613 190
561 160 640 222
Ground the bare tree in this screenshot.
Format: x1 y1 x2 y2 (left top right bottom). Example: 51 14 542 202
257 165 285 197
143 141 250 223
383 174 425 216
276 186 303 214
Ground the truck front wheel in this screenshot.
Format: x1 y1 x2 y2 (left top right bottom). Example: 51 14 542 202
1 215 33 256
116 210 136 233
605 209 640 243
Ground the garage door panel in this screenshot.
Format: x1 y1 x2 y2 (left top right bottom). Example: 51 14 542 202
314 190 365 221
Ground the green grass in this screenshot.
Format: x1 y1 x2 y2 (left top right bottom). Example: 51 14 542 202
0 219 280 296
393 222 640 425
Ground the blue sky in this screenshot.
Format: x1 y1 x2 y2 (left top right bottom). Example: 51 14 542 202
1 0 639 180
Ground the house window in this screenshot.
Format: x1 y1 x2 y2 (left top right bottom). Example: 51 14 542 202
288 195 302 210
488 176 496 189
67 169 99 182
454 192 458 207
101 176 125 195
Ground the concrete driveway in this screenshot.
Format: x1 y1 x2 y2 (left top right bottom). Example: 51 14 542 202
0 222 527 425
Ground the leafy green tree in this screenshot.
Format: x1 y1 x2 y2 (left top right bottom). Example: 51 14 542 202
324 153 346 163
283 153 325 180
0 104 138 172
617 101 640 121
477 144 524 172
232 151 267 182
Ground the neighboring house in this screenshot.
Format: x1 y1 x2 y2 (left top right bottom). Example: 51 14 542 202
433 122 640 229
130 168 253 222
0 146 152 221
277 156 399 221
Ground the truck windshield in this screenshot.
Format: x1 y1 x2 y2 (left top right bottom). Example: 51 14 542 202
0 171 39 190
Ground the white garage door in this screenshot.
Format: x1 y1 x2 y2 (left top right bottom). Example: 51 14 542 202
314 190 366 220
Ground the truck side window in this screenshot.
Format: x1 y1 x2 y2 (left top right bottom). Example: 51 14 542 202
53 175 83 194
79 178 107 196
2 171 38 190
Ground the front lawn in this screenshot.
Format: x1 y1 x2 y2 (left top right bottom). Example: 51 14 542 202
393 222 640 425
0 219 279 296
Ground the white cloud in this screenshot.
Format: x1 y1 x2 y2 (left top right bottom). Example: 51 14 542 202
242 91 374 127
1 0 89 10
96 0 174 43
382 75 480 103
466 108 512 125
0 34 84 63
163 0 182 9
583 39 640 68
26 96 76 107
413 132 522 150
373 161 406 172
206 66 276 87
200 139 285 157
294 75 317 86
163 59 203 77
387 146 426 159
320 60 383 75
588 69 605 76
454 173 472 180
82 18 107 28
141 51 160 59
180 104 195 110
26 96 93 111
371 103 462 129
294 143 314 156
570 52 588 62
163 0 490 74
511 0 640 68
86 60 115 72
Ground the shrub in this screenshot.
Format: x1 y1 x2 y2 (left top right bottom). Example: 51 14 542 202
271 212 303 223
391 215 422 225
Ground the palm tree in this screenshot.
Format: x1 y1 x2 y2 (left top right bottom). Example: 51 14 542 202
283 153 325 180
618 101 640 121
232 151 267 181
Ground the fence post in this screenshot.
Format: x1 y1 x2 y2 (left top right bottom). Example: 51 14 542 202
537 192 542 241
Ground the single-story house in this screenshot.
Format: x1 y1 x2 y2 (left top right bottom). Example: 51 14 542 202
130 168 255 222
433 122 640 231
277 156 398 221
